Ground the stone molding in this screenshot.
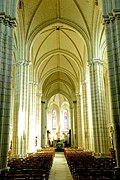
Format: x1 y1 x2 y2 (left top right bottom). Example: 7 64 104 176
29 81 38 85
113 9 120 19
36 93 42 97
103 9 120 24
0 13 16 27
81 80 88 85
16 60 31 66
76 93 81 96
95 0 98 6
88 58 103 66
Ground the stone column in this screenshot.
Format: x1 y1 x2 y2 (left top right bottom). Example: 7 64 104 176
70 106 74 147
23 61 30 155
102 2 120 167
28 81 34 152
82 81 90 150
12 61 21 158
12 60 30 157
89 59 109 154
76 94 84 149
86 66 94 151
32 82 38 150
28 81 38 152
0 12 16 169
41 101 47 147
9 64 16 159
73 100 78 147
36 93 42 149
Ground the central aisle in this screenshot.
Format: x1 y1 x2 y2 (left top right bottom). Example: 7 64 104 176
49 152 73 180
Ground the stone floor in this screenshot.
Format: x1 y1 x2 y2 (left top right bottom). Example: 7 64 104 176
48 152 73 180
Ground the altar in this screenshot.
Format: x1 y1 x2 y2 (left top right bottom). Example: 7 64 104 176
55 141 64 151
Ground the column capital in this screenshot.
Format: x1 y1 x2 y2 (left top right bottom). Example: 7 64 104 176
36 93 42 97
76 92 80 95
16 60 25 66
102 15 110 25
88 58 103 66
95 0 98 6
103 10 120 24
93 58 103 64
24 60 32 66
113 9 120 19
103 15 115 24
16 60 31 66
29 81 38 85
0 13 16 27
41 101 45 104
81 80 88 85
76 93 81 97
34 81 38 86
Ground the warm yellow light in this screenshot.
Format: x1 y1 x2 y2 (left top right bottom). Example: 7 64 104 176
18 110 25 137
29 115 36 152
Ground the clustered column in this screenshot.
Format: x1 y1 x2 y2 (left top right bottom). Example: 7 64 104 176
13 61 23 157
28 81 38 152
89 59 109 154
82 81 90 150
102 0 120 167
41 101 47 147
70 106 74 147
76 93 84 149
73 100 78 147
13 60 30 157
23 61 30 154
36 93 42 149
0 14 16 169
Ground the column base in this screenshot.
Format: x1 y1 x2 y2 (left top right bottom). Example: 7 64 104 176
115 167 120 179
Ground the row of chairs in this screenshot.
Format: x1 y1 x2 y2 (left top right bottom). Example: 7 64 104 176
64 148 116 180
0 148 55 180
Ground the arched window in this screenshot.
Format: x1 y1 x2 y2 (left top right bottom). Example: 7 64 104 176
63 109 68 129
52 109 57 129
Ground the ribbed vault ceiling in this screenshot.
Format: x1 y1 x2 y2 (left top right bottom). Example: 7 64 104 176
17 0 101 103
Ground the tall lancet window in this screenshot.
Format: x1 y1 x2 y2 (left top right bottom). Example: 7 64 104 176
63 109 68 129
52 109 57 129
